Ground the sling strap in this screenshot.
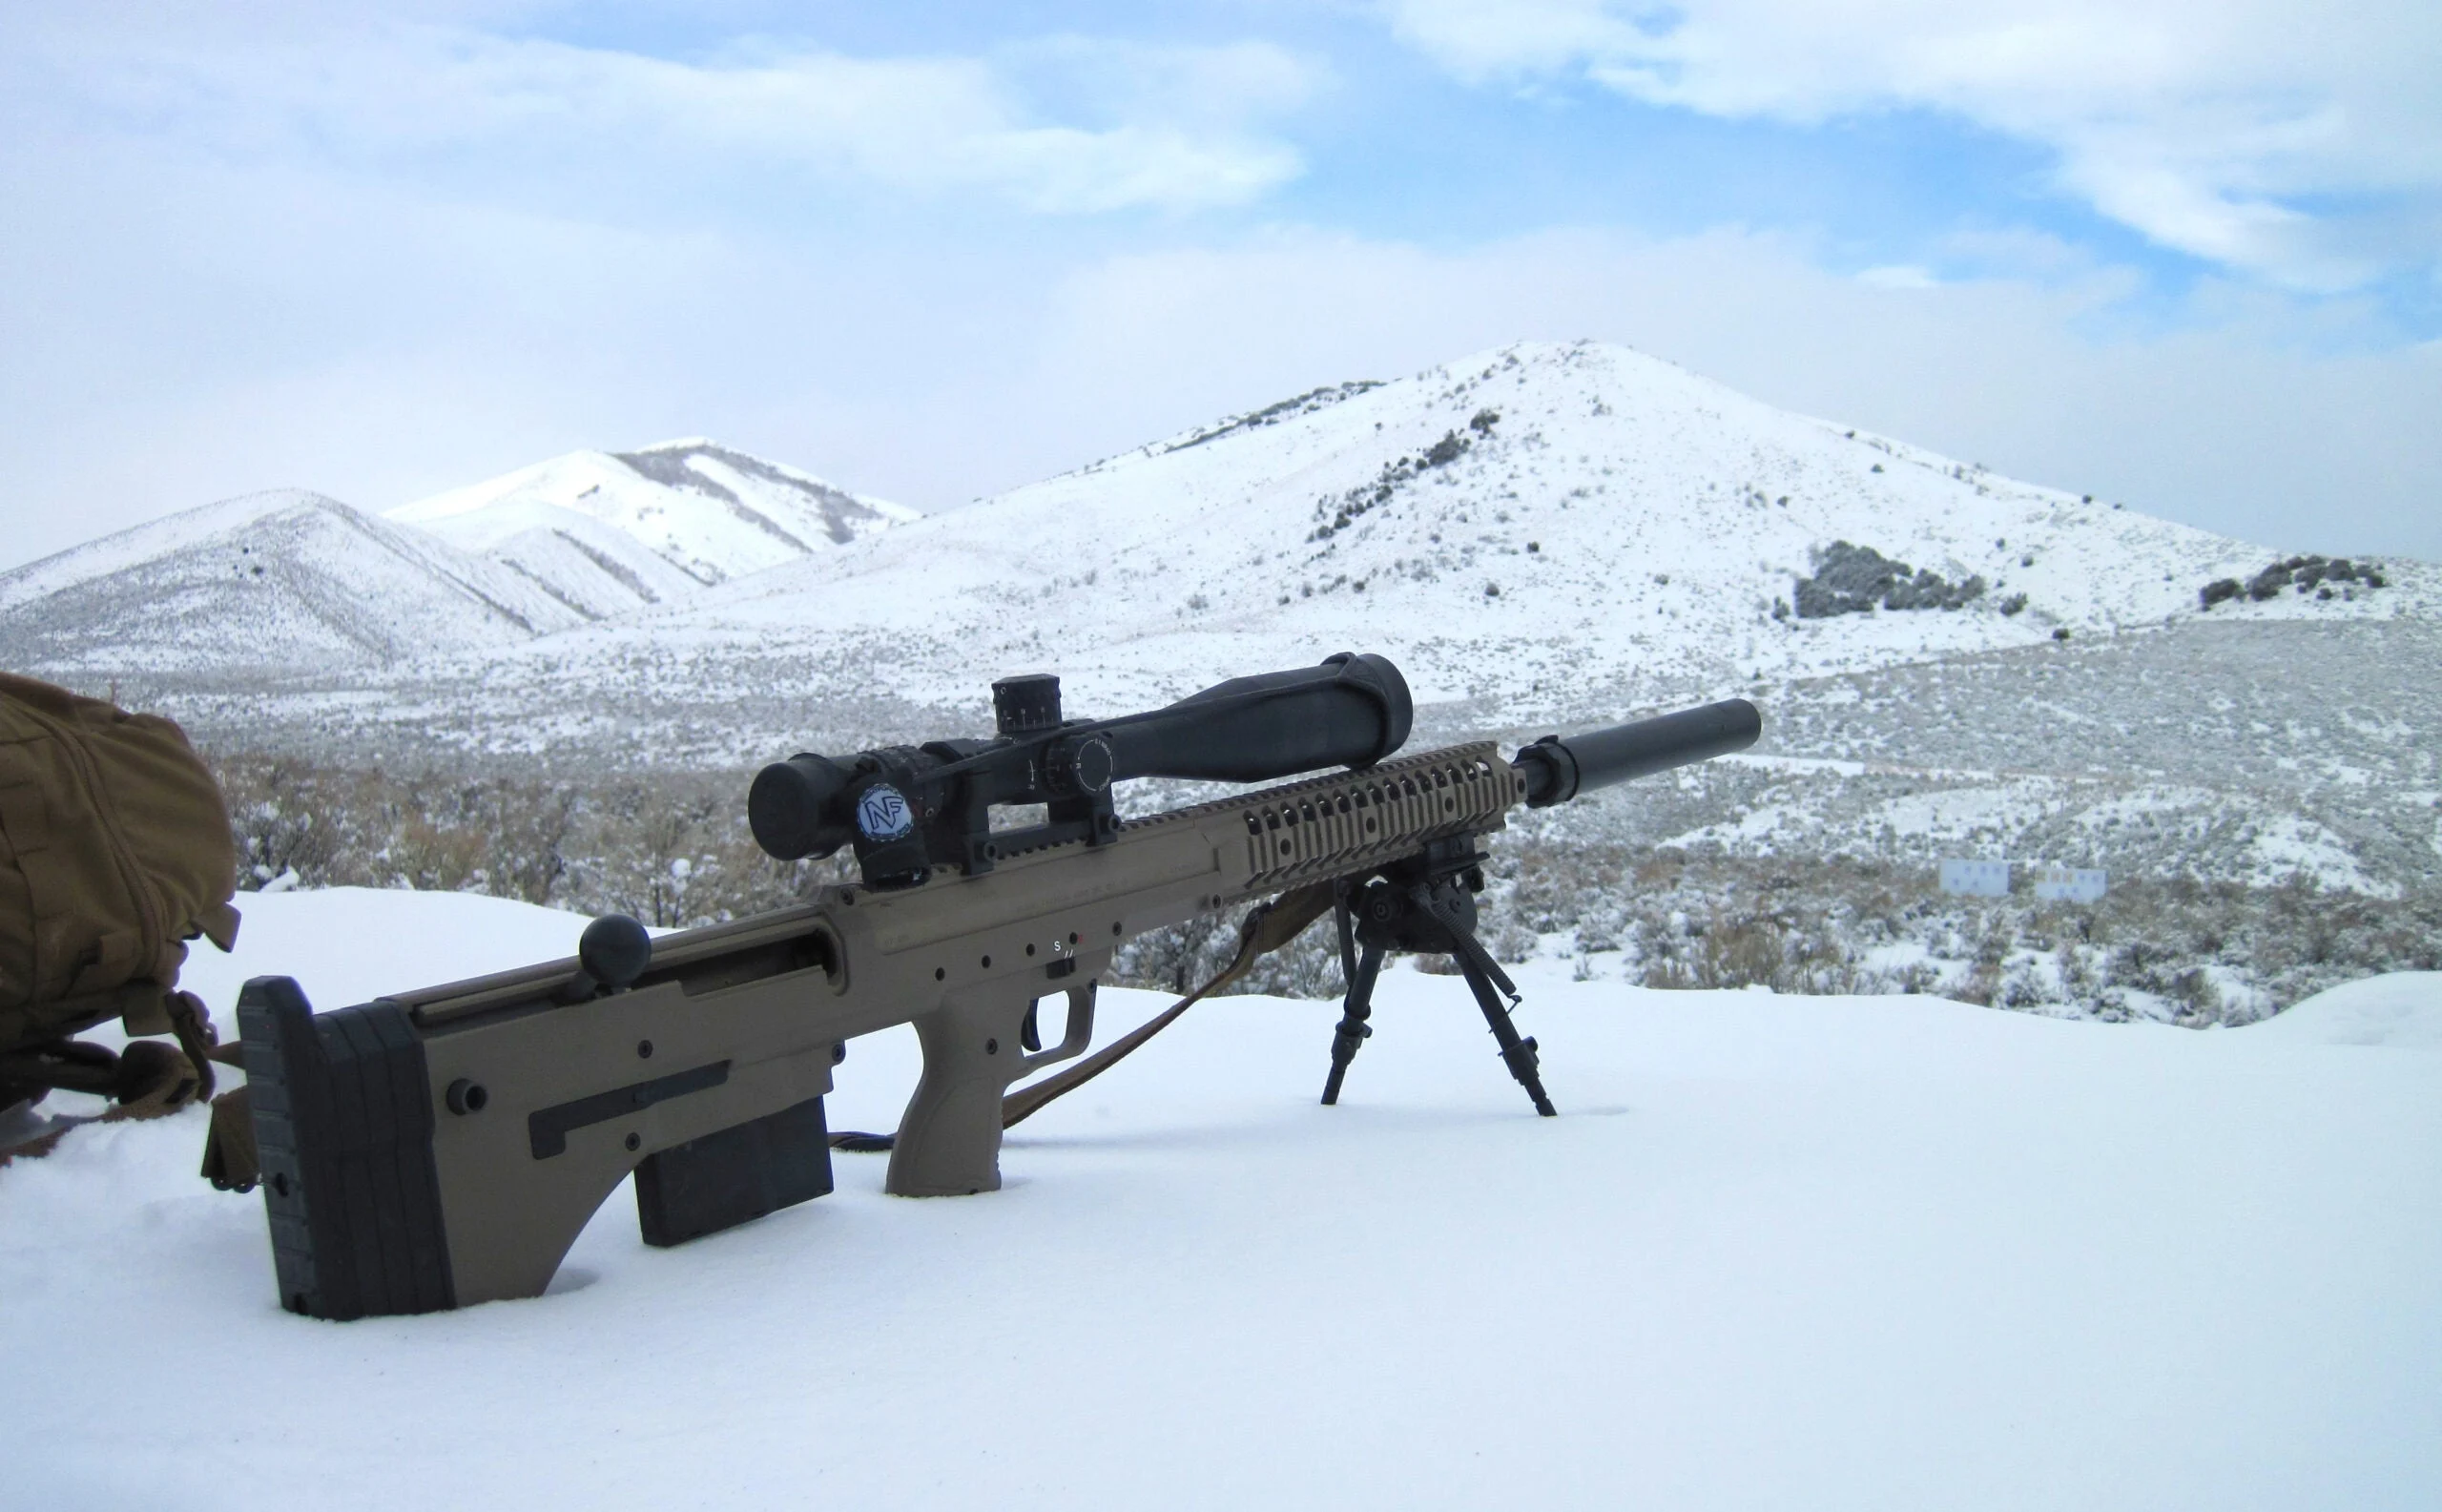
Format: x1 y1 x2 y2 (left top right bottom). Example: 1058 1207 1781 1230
830 880 1339 1150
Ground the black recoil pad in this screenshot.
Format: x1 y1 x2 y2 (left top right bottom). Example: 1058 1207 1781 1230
1515 698 1762 806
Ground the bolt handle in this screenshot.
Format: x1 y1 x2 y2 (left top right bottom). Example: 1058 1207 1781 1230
579 915 653 996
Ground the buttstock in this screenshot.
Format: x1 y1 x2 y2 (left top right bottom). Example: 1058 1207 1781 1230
238 922 846 1318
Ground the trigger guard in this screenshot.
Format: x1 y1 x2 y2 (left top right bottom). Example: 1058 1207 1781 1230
1018 983 1096 1073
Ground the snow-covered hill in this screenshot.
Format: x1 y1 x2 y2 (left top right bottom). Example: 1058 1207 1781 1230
0 441 916 675
315 340 2432 763
0 490 589 674
8 887 2439 1509
9 342 2432 775
722 339 2423 711
388 439 918 619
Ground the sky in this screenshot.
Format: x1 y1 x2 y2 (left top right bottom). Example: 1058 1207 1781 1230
3 0 2437 570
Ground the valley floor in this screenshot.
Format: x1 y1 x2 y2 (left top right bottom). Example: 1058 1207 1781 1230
6 889 2438 1510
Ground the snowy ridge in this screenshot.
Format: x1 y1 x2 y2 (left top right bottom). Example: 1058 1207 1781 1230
0 491 589 674
389 439 919 619
0 489 329 613
5 341 2432 776
447 340 2434 739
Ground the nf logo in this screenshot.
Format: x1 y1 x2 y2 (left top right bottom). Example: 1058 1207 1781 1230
856 784 915 842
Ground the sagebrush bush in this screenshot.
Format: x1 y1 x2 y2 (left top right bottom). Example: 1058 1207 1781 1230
213 752 848 927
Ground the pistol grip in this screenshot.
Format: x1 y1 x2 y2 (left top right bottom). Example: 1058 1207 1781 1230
886 984 1092 1197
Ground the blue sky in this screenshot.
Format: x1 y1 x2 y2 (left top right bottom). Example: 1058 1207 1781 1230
4 0 2436 566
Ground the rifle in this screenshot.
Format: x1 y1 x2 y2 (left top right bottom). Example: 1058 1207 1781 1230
233 654 1758 1319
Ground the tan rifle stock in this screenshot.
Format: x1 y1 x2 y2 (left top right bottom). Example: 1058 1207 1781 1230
238 741 1521 1318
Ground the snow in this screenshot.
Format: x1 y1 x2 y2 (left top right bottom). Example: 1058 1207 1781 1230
8 342 2434 772
0 489 330 612
388 439 918 618
2242 971 2442 1048
9 887 2439 1509
0 441 919 673
2243 813 2392 896
0 491 590 673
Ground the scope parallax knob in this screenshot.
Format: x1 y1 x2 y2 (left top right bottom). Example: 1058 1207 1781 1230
992 673 1063 735
1046 733 1115 795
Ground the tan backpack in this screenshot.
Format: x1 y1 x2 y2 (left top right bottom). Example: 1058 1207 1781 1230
0 672 239 1128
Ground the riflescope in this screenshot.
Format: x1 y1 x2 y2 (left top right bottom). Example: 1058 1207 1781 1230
751 652 1414 888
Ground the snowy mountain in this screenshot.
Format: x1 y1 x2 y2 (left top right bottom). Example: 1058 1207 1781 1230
0 490 589 675
0 440 916 676
6 342 2431 995
388 439 919 619
345 340 2432 762
8 342 2431 779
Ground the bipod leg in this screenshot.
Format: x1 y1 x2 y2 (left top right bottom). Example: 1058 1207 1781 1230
1322 941 1386 1106
1451 951 1556 1117
1334 882 1360 992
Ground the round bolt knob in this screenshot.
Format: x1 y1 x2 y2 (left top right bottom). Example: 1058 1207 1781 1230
580 915 652 994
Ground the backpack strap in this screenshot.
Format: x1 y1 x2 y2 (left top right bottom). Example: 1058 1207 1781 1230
196 902 241 953
0 988 217 1114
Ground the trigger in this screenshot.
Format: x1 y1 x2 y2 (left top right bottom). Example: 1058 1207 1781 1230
1021 1000 1043 1054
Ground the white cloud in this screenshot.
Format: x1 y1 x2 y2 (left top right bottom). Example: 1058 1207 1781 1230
8 135 2434 576
1385 0 2442 287
26 16 1314 215
2 9 2433 577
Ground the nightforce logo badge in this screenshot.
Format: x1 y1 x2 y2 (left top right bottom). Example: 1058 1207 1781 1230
856 784 915 842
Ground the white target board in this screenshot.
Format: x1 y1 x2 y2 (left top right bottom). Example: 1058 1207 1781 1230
1939 860 2011 898
2035 867 2108 903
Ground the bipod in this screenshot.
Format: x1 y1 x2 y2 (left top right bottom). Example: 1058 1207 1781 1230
1318 838 1557 1117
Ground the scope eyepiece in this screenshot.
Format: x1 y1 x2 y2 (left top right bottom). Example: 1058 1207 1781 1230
748 753 856 860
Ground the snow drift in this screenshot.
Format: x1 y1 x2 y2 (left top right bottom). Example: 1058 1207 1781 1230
5 887 2437 1510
